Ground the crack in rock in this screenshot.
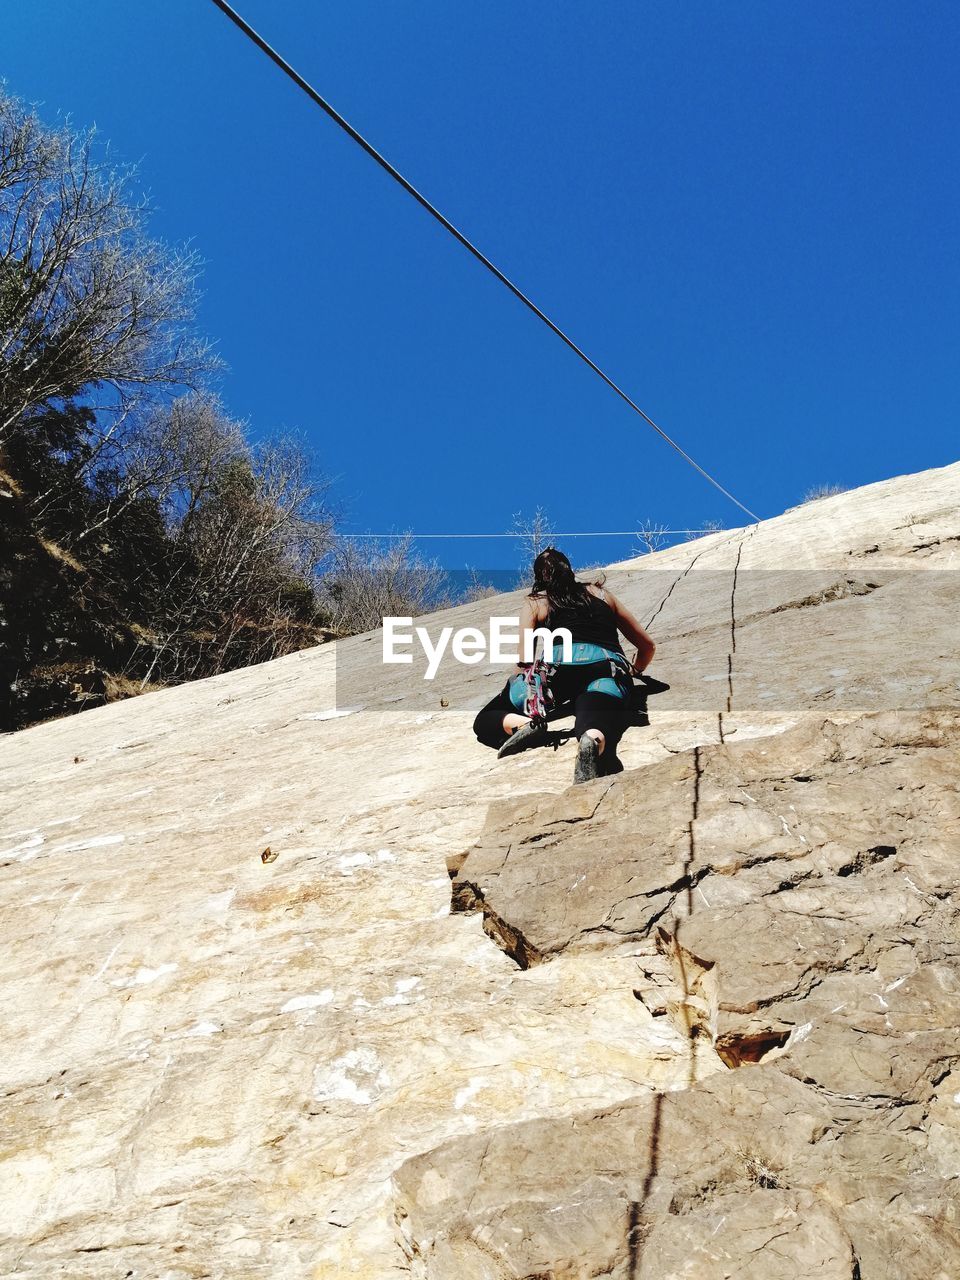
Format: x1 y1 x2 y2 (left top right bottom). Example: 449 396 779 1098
424 707 960 1277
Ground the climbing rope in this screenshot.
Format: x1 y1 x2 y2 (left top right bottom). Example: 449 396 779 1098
206 0 763 523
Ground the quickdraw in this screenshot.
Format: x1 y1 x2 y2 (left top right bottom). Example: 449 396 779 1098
520 657 557 725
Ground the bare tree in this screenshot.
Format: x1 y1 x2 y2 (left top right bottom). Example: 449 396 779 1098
634 519 669 555
0 90 340 725
461 570 499 603
684 520 725 541
512 505 554 574
126 392 247 532
0 88 216 443
102 401 334 685
801 483 848 504
320 536 448 635
165 435 332 656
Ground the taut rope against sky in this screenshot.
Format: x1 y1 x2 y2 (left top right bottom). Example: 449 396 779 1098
208 0 762 523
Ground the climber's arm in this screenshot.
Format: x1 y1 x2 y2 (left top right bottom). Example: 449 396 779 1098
604 589 656 673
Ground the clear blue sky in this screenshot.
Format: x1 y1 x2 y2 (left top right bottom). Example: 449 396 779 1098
6 2 959 567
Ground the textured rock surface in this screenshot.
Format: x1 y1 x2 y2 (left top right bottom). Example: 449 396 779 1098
431 707 960 1277
395 1060 960 1279
1 461 959 1276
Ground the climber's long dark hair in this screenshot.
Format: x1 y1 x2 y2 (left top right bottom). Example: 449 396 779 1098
529 547 603 613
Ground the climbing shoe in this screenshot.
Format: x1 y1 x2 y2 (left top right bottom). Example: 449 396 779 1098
573 735 600 784
497 720 547 759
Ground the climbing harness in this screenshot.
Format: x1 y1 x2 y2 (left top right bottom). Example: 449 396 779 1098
519 652 633 725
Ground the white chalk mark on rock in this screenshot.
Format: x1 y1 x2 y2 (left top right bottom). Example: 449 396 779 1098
54 834 126 856
281 991 334 1013
312 1048 389 1106
299 706 364 722
338 852 372 875
1 831 44 862
112 962 177 989
454 1076 488 1110
382 976 422 1006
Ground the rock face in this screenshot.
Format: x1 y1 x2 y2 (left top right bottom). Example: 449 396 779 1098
1 461 959 1277
395 1058 960 1280
430 707 960 1278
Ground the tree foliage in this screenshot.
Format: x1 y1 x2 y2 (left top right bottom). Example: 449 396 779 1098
0 91 334 728
0 94 211 442
0 87 454 730
319 536 448 636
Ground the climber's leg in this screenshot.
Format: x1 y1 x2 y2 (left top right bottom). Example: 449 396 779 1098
474 674 548 752
472 683 520 749
497 717 548 758
574 690 626 749
574 732 601 783
571 689 627 783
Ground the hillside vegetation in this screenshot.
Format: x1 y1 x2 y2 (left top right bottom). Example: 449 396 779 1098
0 90 437 730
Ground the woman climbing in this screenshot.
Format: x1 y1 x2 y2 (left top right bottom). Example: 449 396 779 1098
472 547 656 783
